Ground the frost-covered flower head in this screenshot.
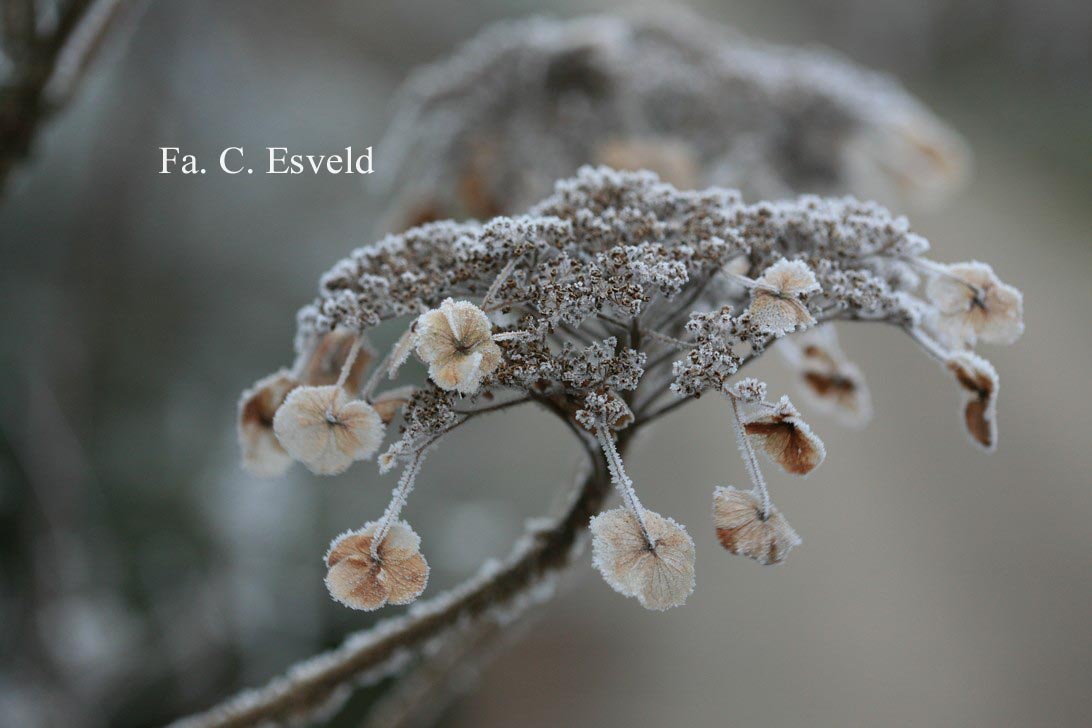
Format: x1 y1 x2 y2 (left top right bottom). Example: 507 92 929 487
240 167 1022 612
379 12 969 230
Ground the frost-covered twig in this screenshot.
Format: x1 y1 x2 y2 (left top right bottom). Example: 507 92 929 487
175 424 620 728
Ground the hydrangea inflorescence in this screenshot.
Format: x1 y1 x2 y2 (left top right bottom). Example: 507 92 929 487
380 13 969 231
238 166 1023 612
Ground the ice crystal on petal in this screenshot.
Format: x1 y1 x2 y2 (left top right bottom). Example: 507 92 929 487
590 507 695 611
743 396 826 476
713 486 801 565
272 386 385 475
325 521 429 611
926 261 1024 348
415 299 503 394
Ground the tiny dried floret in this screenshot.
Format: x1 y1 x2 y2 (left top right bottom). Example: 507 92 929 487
747 259 821 336
946 351 999 451
925 261 1024 348
237 370 299 477
415 298 503 394
713 486 801 565
590 507 695 611
743 396 826 476
325 521 429 611
272 385 385 475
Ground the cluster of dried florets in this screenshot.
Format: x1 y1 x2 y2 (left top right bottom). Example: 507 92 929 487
238 167 1022 611
379 12 968 231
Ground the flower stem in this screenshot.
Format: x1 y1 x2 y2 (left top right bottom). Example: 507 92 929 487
727 393 771 518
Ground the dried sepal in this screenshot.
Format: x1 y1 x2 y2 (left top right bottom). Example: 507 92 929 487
272 385 385 475
325 521 429 611
371 386 416 424
782 326 871 428
590 507 695 611
743 396 826 476
747 259 820 336
415 298 502 394
303 328 372 391
713 486 801 565
925 261 1023 348
237 369 299 477
945 351 999 451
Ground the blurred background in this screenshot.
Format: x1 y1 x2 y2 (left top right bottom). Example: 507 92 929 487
1 1 1089 726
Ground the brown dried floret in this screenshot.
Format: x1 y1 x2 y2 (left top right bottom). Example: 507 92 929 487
713 486 801 565
945 351 999 451
783 326 871 427
272 385 385 475
747 259 821 336
237 369 300 477
325 521 429 611
590 507 695 611
926 261 1023 348
415 299 503 394
743 396 826 476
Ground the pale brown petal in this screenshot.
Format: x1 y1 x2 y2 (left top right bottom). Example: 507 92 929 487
713 487 801 565
302 329 372 392
237 370 299 476
273 386 385 475
946 352 999 451
748 289 816 336
743 398 826 476
590 507 695 611
325 521 429 611
926 261 1024 347
414 299 502 394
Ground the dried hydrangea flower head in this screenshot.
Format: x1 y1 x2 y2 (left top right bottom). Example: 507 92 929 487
713 486 801 565
379 12 968 230
325 521 429 611
946 351 999 451
413 298 503 394
272 385 384 475
925 261 1024 348
240 166 1022 615
779 325 871 428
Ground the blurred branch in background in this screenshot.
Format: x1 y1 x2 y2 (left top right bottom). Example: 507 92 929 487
0 0 132 193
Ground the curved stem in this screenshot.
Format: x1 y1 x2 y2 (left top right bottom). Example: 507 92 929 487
170 419 622 728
